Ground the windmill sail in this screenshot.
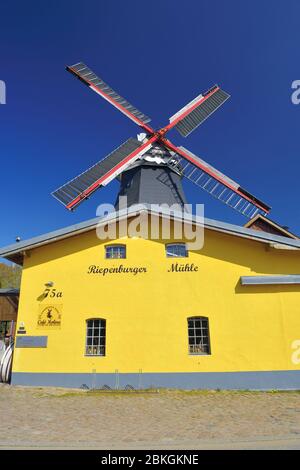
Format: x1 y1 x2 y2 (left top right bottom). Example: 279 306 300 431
167 146 270 218
66 62 153 131
52 137 155 210
169 85 230 137
57 62 271 217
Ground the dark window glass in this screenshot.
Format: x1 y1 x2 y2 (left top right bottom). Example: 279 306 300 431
85 319 106 356
105 245 126 259
166 244 188 258
187 317 211 355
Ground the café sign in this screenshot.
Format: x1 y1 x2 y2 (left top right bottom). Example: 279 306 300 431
37 304 62 329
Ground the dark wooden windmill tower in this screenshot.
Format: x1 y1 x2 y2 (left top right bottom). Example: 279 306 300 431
52 62 270 219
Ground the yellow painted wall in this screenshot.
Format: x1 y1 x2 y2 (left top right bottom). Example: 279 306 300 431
12 219 300 375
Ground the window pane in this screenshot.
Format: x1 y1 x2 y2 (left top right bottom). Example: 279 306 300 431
187 317 210 355
105 245 126 259
85 318 106 356
166 244 188 258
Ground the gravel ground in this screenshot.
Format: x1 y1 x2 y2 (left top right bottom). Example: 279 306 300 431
1 384 300 449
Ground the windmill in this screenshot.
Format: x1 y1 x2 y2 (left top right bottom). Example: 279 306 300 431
52 62 271 219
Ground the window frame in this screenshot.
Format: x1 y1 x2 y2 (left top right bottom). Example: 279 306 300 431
165 243 188 258
187 316 211 356
85 318 106 357
105 244 126 259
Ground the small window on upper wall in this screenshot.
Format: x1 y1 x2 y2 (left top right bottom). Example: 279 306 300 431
105 244 126 259
166 243 188 258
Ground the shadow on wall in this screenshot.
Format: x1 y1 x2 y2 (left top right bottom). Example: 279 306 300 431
23 217 300 278
189 229 300 276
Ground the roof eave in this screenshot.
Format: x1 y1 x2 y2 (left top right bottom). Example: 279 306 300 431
1 205 300 264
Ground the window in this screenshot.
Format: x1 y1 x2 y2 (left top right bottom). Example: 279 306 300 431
188 317 211 355
105 244 126 259
166 243 188 258
85 319 106 356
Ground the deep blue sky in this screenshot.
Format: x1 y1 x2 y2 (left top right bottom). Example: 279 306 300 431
0 0 300 248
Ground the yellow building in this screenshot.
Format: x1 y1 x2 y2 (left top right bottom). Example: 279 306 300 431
1 205 300 390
